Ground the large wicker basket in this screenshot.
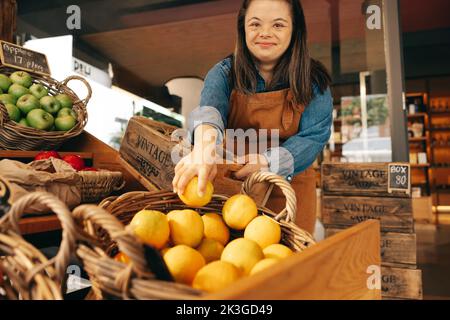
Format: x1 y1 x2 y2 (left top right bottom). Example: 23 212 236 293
78 170 125 203
73 171 315 300
0 192 78 299
0 66 90 150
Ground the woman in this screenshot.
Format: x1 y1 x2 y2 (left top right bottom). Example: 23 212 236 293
173 0 332 234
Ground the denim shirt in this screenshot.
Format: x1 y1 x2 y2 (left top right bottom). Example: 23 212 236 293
187 57 332 181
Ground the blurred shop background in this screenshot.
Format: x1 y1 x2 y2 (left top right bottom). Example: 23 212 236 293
2 0 450 298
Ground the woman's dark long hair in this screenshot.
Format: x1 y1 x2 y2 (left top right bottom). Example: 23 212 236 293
232 0 331 106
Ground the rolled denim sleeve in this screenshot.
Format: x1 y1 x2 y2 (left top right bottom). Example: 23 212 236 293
187 59 232 145
263 87 333 180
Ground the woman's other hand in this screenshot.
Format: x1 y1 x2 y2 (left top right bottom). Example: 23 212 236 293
234 154 269 180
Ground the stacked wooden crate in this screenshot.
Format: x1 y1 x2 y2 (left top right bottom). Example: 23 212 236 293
321 162 423 300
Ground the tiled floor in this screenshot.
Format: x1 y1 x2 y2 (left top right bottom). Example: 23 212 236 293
416 223 450 300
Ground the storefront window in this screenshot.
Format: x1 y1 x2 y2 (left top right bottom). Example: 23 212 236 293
305 0 393 163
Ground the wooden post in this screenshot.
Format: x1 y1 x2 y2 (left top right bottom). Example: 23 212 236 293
0 0 17 42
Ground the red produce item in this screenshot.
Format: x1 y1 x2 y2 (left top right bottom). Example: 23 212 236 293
62 154 85 171
34 151 61 161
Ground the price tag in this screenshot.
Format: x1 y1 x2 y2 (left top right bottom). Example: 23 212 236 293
388 163 411 195
0 40 51 76
0 176 11 218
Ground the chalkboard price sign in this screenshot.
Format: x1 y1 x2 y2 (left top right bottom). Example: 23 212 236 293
0 40 51 76
388 163 410 195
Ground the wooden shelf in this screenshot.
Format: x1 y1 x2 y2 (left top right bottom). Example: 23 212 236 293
411 163 430 168
409 137 427 142
431 127 450 132
407 113 427 118
430 111 450 115
0 150 94 160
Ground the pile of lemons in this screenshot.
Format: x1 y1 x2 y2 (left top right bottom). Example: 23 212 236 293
115 177 294 293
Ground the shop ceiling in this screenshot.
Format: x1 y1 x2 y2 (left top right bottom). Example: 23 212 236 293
18 0 450 90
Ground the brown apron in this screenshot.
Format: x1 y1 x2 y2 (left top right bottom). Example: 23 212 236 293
226 88 317 235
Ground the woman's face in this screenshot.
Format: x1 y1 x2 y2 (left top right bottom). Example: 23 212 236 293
245 0 293 65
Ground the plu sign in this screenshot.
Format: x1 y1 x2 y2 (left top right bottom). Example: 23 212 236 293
0 40 51 76
388 163 410 195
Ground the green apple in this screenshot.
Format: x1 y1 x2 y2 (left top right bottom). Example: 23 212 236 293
18 118 30 127
8 83 30 100
16 94 40 115
0 94 17 105
29 83 49 99
5 103 21 122
40 96 62 115
55 93 73 109
26 109 54 130
57 107 77 119
10 71 32 88
55 115 76 131
0 74 12 92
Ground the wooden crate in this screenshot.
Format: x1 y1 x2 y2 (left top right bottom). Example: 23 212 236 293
208 220 381 300
321 162 410 198
381 266 423 300
119 116 180 191
321 195 414 233
412 196 433 223
326 228 417 266
119 116 271 204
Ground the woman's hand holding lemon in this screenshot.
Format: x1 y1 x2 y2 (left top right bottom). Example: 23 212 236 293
173 124 218 197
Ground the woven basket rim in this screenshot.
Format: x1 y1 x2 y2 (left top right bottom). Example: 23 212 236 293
0 67 90 150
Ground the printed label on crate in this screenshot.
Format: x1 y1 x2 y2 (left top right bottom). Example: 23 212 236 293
381 267 422 300
388 163 411 195
322 195 414 232
0 40 51 76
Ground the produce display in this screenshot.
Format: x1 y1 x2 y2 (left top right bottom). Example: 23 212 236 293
34 150 98 172
0 71 77 132
115 177 294 294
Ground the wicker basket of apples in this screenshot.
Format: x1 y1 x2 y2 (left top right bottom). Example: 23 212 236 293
0 66 90 151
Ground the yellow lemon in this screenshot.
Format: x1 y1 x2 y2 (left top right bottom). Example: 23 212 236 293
193 261 241 293
244 215 281 248
178 177 213 207
167 209 204 247
129 210 170 249
167 210 182 220
197 238 224 263
263 244 294 259
250 258 279 275
221 238 264 275
222 194 258 230
202 213 230 245
163 245 205 285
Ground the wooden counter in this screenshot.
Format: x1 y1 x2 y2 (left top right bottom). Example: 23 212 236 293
209 220 382 300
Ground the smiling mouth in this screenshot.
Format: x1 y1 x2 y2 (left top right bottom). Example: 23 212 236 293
256 43 276 48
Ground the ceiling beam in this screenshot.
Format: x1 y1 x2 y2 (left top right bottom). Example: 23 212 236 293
119 0 241 29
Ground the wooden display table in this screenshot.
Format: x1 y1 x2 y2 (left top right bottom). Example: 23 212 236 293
210 220 381 300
